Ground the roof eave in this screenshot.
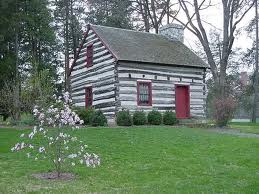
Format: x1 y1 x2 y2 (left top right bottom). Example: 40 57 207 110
118 59 209 69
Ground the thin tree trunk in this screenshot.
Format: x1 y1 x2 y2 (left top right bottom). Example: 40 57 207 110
70 0 77 59
252 0 259 123
150 0 158 33
64 0 70 92
138 0 150 32
219 61 227 96
14 32 20 121
166 0 170 24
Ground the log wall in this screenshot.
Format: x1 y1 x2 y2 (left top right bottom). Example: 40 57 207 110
117 61 206 117
70 30 207 122
70 29 117 122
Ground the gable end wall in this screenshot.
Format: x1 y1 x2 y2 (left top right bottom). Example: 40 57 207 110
70 28 117 123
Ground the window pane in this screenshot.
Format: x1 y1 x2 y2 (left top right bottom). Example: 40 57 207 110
139 82 150 105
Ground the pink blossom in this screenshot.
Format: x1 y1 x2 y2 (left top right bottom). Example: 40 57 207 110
12 92 101 172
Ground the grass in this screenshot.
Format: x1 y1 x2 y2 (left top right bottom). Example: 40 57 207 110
229 122 259 134
1 126 259 193
0 113 35 127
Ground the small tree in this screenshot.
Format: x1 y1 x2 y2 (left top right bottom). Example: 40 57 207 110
212 96 237 127
11 92 100 177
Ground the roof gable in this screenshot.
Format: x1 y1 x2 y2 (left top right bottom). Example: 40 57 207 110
69 25 117 76
70 24 208 75
91 25 208 68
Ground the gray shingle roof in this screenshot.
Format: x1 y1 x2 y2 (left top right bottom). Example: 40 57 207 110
91 25 208 68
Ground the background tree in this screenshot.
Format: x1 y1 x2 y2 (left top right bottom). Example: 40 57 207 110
169 0 255 96
86 0 134 29
133 0 178 32
52 0 85 91
242 4 259 122
166 0 255 126
0 0 59 121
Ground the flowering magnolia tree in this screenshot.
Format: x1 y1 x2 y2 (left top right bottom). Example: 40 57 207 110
11 92 100 177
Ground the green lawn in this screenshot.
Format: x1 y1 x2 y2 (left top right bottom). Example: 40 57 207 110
229 122 259 134
1 126 259 193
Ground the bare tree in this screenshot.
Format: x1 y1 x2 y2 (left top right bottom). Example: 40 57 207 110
170 0 255 96
134 0 177 33
136 0 150 32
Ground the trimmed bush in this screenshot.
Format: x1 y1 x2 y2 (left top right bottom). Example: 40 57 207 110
163 111 177 125
133 111 146 125
212 96 237 127
91 110 107 127
147 110 162 125
75 107 95 125
116 110 132 126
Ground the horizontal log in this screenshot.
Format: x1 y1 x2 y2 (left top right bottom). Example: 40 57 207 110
120 105 175 111
71 63 114 83
94 91 115 99
75 50 113 67
81 38 101 52
118 96 136 101
71 75 114 93
93 79 116 88
79 38 100 54
119 90 137 95
93 87 116 95
118 68 204 80
81 34 97 47
71 59 115 80
76 48 109 67
72 91 115 102
153 93 175 98
190 101 205 105
93 98 115 106
71 56 115 76
94 93 116 101
78 45 106 59
190 95 206 99
153 100 174 104
94 101 116 109
119 77 180 84
71 67 115 88
118 61 204 74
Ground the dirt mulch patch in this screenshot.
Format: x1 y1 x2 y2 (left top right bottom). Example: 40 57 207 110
32 172 75 180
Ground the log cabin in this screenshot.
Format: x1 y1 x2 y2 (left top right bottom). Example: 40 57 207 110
69 24 208 124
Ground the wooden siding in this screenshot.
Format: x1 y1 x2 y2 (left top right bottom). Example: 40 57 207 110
117 62 206 117
70 29 117 121
70 29 207 121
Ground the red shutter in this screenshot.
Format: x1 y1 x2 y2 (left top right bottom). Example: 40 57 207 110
85 86 93 108
86 44 93 67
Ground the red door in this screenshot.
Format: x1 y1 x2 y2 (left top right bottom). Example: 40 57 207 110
175 85 190 119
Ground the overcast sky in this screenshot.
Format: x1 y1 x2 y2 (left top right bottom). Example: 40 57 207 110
180 0 255 52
